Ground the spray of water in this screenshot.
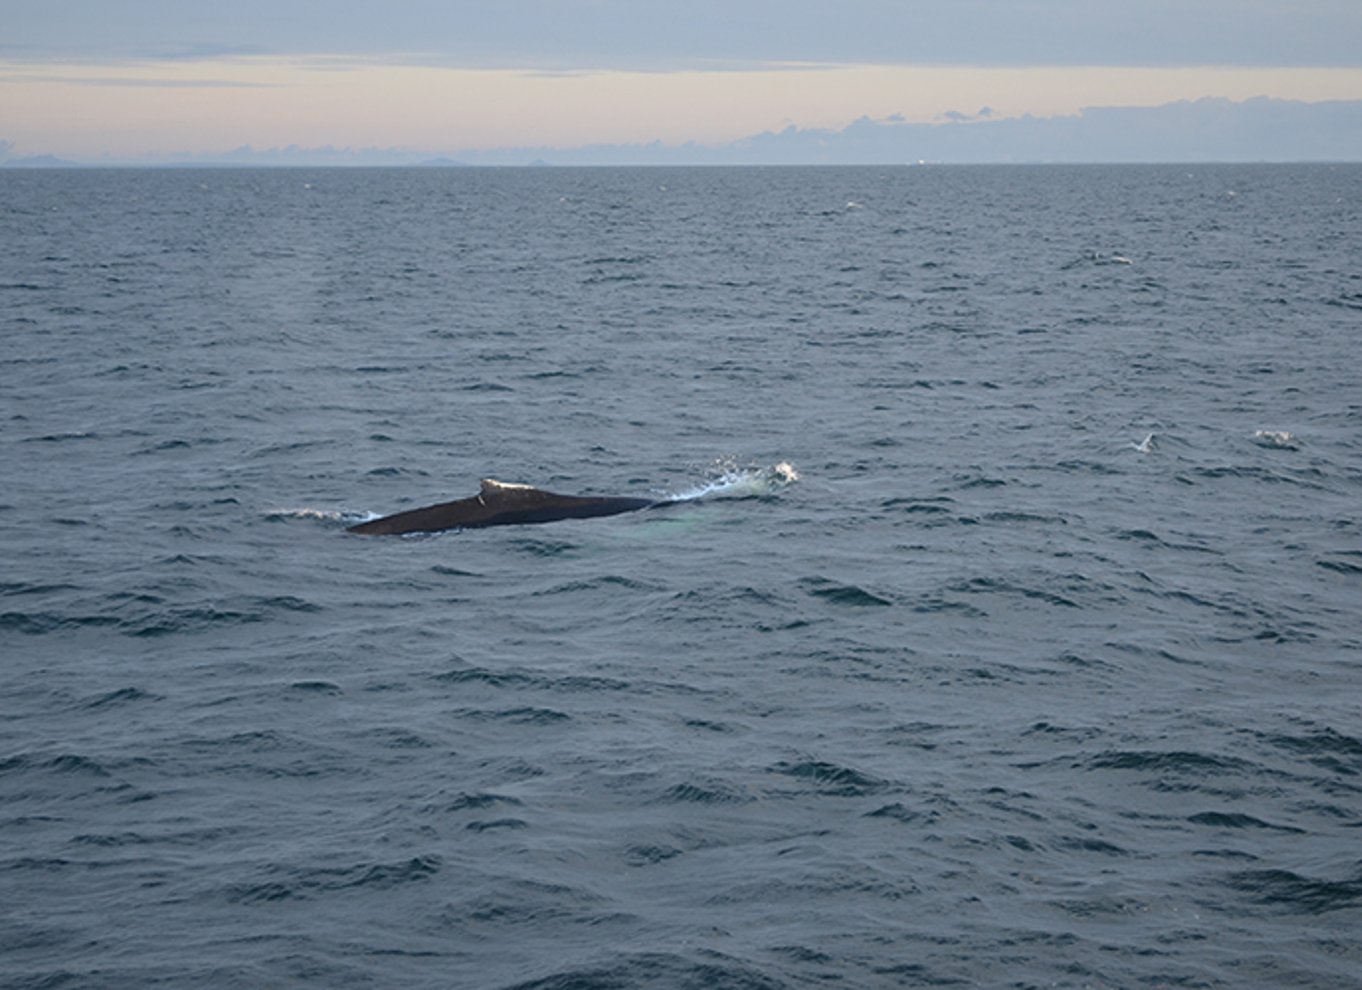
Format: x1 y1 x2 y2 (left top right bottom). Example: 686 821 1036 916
666 460 800 502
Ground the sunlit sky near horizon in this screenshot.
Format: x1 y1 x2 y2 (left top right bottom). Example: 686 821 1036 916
4 1 1362 161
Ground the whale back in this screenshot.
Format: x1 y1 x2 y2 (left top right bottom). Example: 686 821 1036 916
349 480 655 535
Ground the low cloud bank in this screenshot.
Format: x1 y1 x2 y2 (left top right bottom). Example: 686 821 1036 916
6 96 1361 167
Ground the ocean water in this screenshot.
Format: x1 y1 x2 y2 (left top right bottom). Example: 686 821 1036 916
3 164 1361 989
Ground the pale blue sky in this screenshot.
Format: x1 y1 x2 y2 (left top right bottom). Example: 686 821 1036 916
4 1 1361 161
9 1 1362 67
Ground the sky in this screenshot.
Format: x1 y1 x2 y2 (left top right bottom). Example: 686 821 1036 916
4 1 1362 163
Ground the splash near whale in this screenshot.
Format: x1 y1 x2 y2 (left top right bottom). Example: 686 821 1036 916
347 462 799 536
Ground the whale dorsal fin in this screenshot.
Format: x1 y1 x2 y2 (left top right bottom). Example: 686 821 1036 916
481 479 534 494
479 478 537 505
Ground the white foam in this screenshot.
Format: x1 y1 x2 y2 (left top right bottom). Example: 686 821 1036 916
668 461 800 502
268 507 359 523
1253 430 1299 449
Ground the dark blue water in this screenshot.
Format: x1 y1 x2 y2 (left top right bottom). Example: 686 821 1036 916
3 164 1361 989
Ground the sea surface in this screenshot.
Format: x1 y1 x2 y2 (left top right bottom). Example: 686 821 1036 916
3 164 1361 989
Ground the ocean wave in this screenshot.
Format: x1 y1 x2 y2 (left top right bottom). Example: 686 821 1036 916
799 577 893 607
1224 865 1362 914
770 758 892 797
223 855 442 904
496 950 792 990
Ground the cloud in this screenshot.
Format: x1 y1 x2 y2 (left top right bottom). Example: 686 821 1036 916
937 107 997 123
9 1 1362 69
0 72 277 88
65 96 1360 166
522 96 1362 164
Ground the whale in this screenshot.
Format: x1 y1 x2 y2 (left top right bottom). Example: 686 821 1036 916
348 479 658 535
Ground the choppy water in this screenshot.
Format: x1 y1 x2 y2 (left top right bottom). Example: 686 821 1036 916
3 164 1361 989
